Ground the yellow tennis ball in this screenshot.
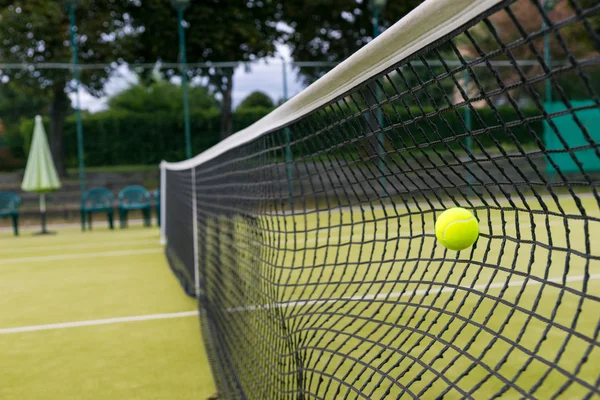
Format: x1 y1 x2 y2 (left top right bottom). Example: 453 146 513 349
435 207 479 251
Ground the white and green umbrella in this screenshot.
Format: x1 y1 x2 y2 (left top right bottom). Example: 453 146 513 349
21 115 62 234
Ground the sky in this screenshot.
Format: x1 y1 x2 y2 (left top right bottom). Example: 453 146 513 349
70 46 307 113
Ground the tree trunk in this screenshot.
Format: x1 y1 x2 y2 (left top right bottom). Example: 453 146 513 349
49 84 69 177
219 68 234 140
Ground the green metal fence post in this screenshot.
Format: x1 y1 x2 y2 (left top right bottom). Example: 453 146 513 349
372 0 387 195
463 69 473 189
177 7 192 159
68 3 86 193
542 0 558 181
282 58 294 209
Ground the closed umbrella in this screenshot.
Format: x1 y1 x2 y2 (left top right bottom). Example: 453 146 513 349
21 115 62 235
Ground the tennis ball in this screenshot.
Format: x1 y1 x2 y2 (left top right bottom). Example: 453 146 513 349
435 207 479 251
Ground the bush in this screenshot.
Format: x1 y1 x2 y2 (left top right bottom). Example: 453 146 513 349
237 91 274 110
0 148 24 171
384 105 545 151
290 104 545 159
18 107 273 168
16 104 546 168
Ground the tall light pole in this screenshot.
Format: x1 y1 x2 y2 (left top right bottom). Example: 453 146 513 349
171 0 192 159
371 0 387 194
281 57 293 209
64 0 86 193
543 0 559 105
542 0 559 182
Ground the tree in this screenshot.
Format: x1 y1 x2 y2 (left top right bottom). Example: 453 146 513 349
0 1 135 176
280 1 423 159
281 1 424 84
126 0 283 140
108 81 218 114
237 91 274 110
0 81 51 159
463 0 599 103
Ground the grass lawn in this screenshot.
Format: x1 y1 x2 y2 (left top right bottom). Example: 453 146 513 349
0 226 216 400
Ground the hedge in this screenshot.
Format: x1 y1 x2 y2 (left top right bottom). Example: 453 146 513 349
288 105 545 158
19 107 273 167
383 105 545 150
17 104 545 168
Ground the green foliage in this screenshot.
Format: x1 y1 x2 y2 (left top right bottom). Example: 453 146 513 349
573 0 599 52
18 108 272 167
0 1 136 95
127 1 282 71
384 106 545 151
0 148 24 171
293 105 545 159
107 82 219 114
0 0 140 174
237 91 274 110
0 82 52 159
125 0 284 138
281 0 423 84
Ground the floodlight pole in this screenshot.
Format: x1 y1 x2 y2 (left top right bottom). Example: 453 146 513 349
542 0 558 182
281 57 294 209
67 2 86 193
372 0 387 195
172 0 192 159
542 0 558 105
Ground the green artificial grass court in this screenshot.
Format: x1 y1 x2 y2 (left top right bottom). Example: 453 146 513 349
209 193 599 398
0 226 216 400
4 191 596 399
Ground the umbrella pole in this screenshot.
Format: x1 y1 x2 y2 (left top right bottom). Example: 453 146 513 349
40 194 47 234
34 193 55 235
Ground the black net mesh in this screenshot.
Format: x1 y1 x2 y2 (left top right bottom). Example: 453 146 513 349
164 0 600 398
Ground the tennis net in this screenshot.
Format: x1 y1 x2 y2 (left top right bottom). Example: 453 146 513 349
161 0 600 398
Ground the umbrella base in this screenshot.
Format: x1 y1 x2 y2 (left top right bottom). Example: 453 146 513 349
33 231 57 236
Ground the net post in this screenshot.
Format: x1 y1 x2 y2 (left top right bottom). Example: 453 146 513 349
191 167 200 297
376 85 386 196
285 128 294 209
542 14 555 182
463 69 473 191
159 161 167 245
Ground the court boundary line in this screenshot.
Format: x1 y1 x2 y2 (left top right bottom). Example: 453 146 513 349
227 274 600 312
0 311 199 335
2 275 598 334
0 238 159 254
1 248 163 264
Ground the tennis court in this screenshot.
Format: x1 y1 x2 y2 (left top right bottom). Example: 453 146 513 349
0 227 215 400
203 193 599 398
157 0 600 394
2 0 597 398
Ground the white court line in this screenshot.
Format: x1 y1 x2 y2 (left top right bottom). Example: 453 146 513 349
0 239 159 254
271 219 564 248
0 248 162 264
267 192 597 217
2 276 598 334
0 311 199 335
227 274 600 312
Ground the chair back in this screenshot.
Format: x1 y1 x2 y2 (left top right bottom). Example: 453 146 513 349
82 188 114 210
0 192 20 215
118 186 150 207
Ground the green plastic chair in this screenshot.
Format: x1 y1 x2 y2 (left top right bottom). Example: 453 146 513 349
0 192 21 236
118 186 151 228
81 188 114 231
153 189 160 227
